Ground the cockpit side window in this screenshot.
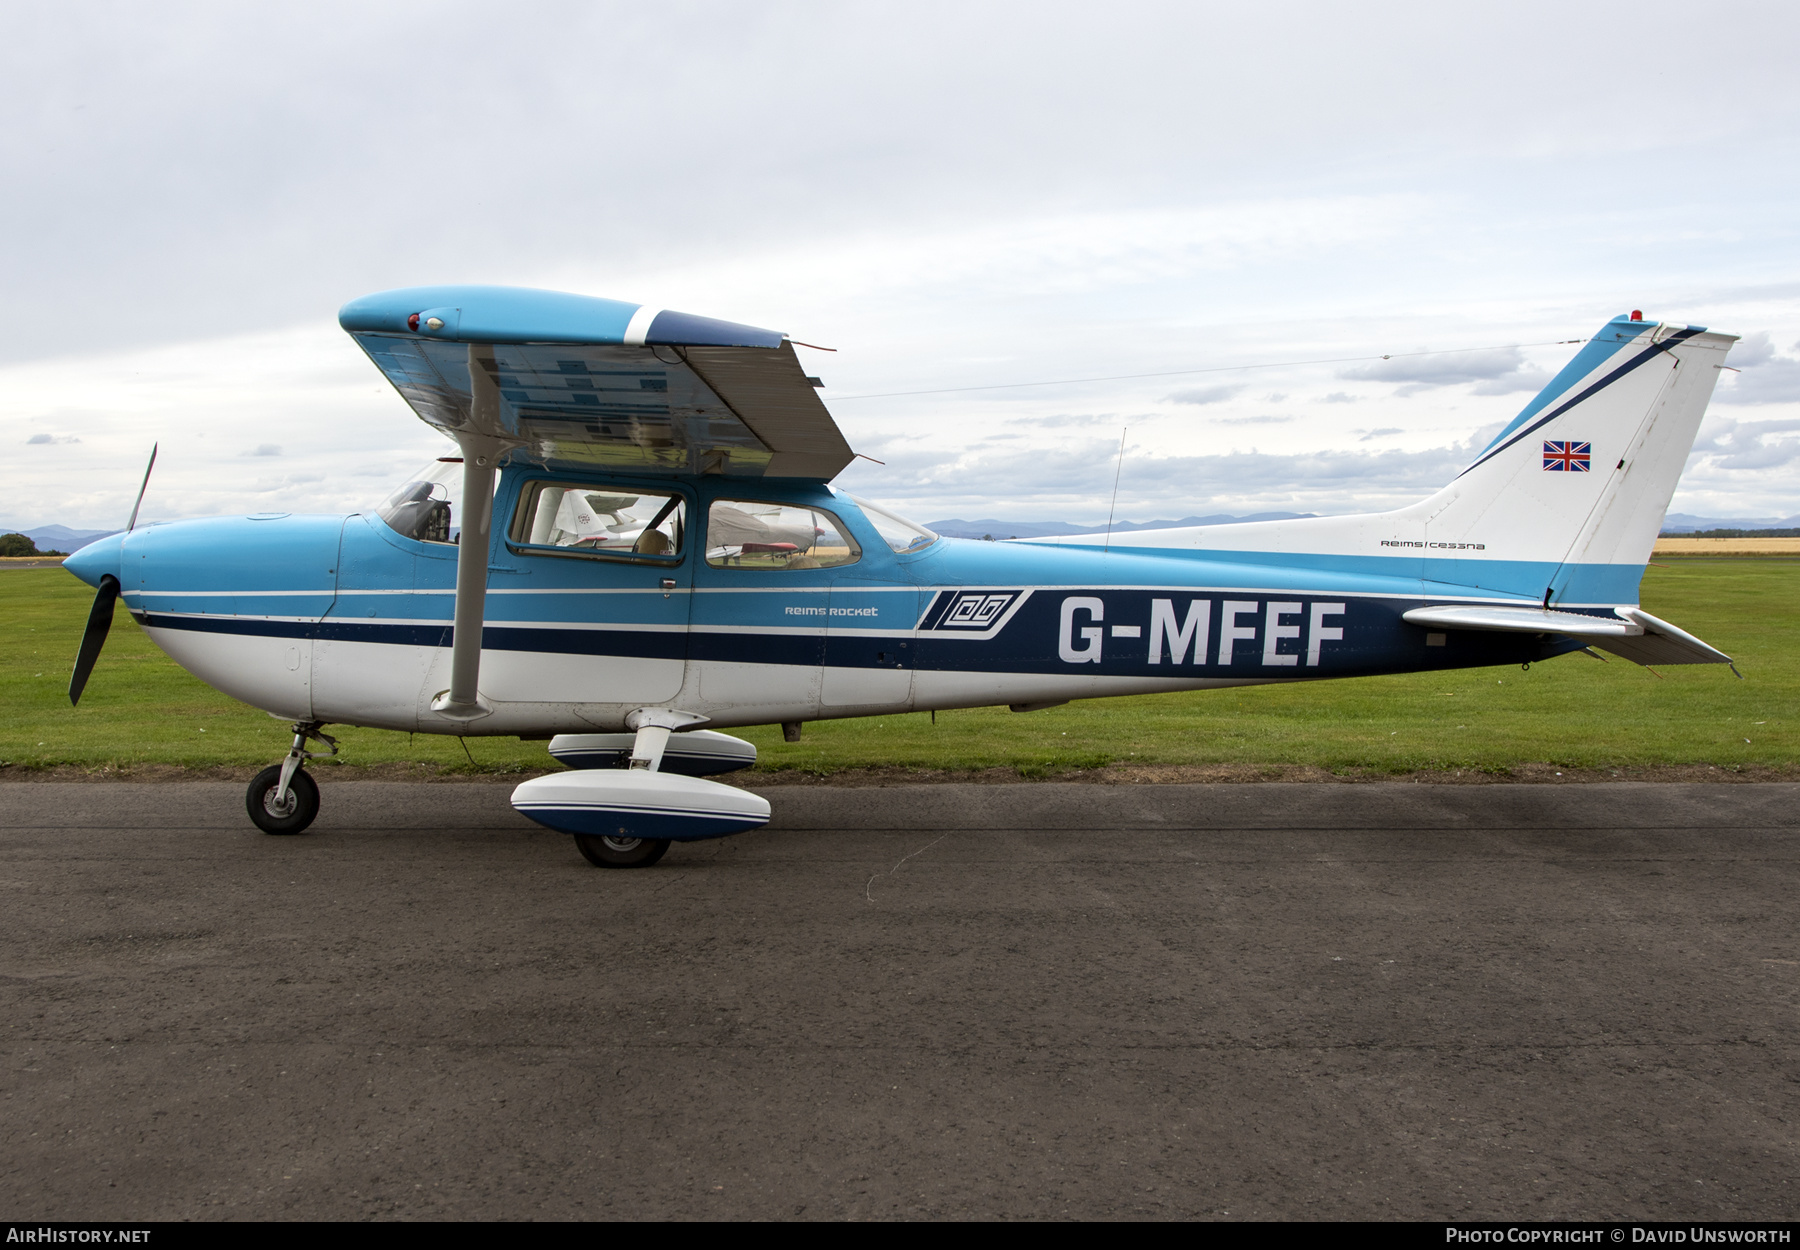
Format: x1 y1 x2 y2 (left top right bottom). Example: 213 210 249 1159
508 480 685 561
705 500 861 570
377 458 469 544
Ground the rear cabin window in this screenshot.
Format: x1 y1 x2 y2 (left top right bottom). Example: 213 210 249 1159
705 501 860 570
509 481 686 560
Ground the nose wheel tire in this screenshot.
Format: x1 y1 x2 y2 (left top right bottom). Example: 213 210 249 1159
246 765 320 835
574 833 670 868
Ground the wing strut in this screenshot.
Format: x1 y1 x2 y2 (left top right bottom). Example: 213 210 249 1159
431 346 506 722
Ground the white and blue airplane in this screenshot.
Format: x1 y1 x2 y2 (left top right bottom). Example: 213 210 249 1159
62 287 1740 866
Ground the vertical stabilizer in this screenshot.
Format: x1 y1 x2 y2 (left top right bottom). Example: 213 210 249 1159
1409 316 1736 604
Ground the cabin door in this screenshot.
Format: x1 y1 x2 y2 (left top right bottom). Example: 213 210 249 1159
477 479 694 706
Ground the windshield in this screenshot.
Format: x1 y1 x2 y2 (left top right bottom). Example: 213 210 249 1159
377 460 463 543
851 496 938 553
375 458 501 544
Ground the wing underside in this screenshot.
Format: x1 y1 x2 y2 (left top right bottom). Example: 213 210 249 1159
349 333 854 481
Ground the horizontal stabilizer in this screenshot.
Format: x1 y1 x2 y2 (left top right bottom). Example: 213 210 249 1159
1402 605 1638 637
1402 604 1732 666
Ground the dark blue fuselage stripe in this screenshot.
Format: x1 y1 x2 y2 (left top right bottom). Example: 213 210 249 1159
140 599 1586 681
142 612 875 668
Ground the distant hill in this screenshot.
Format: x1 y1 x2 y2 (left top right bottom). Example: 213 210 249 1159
1660 513 1800 535
18 525 119 553
927 513 1315 540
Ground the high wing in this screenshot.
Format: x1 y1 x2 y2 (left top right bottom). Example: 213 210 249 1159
339 285 854 480
1401 604 1734 667
339 284 858 724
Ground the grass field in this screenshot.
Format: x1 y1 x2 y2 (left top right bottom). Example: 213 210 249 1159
1 562 1793 776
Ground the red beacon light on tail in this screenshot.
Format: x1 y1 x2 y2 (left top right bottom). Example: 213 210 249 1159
1630 310 1644 321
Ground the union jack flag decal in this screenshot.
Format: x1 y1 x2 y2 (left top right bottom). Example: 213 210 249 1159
1543 440 1591 472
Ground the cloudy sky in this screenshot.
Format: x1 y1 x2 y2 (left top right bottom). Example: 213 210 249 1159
5 1 1799 531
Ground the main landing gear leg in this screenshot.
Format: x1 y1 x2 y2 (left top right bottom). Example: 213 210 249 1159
570 708 706 869
246 722 338 836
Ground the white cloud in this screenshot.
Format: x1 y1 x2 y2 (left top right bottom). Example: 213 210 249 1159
1669 411 1800 516
1689 417 1800 471
1732 331 1778 367
1166 385 1242 405
4 6 1800 529
1340 347 1527 385
0 323 449 529
837 431 1479 523
1714 333 1800 404
1470 367 1551 396
1331 346 1563 402
1015 413 1121 428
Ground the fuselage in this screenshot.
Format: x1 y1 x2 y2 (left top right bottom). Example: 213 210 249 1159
49 295 1733 854
63 467 1576 736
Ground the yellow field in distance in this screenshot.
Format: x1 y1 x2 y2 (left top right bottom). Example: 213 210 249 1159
1654 537 1800 555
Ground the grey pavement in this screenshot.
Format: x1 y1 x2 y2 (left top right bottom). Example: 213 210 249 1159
2 780 1798 1221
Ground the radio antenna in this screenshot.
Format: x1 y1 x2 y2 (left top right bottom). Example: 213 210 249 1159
1103 427 1127 554
126 443 158 532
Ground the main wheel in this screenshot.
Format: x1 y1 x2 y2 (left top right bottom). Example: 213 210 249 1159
246 765 320 835
573 833 670 869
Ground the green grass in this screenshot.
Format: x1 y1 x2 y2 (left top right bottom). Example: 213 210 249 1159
1 561 1792 776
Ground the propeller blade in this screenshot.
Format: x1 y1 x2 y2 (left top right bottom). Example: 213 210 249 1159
126 443 158 532
69 575 120 707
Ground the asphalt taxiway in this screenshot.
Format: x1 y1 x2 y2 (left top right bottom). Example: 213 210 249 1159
2 780 1797 1220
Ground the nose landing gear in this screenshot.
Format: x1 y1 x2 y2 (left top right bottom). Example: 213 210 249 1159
246 722 337 835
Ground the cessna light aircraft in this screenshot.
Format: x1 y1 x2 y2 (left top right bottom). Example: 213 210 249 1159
62 287 1739 867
